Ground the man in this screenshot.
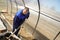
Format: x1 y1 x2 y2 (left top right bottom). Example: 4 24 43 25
13 7 30 36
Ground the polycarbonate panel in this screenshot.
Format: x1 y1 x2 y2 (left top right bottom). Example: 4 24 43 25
7 0 24 16
0 0 7 12
37 13 60 39
40 0 60 21
36 0 60 39
24 0 39 11
26 9 38 28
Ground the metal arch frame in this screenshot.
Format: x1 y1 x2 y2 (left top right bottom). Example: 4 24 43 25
22 0 25 7
6 0 8 14
6 0 8 30
32 0 40 34
9 0 13 16
9 0 19 16
15 0 18 11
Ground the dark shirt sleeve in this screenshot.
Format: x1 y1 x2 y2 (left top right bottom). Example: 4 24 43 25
26 12 30 19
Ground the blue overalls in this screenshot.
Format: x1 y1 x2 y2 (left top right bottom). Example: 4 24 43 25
13 9 30 35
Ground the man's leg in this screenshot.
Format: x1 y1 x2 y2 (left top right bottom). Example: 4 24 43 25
13 20 16 32
13 16 18 32
13 18 21 35
14 20 25 36
13 16 25 36
14 27 20 36
13 23 21 36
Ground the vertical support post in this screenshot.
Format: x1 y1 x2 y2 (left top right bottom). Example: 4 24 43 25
22 0 25 7
7 0 8 14
10 0 12 17
15 0 18 11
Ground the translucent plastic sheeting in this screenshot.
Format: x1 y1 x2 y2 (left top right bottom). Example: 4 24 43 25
0 0 7 12
24 0 39 11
